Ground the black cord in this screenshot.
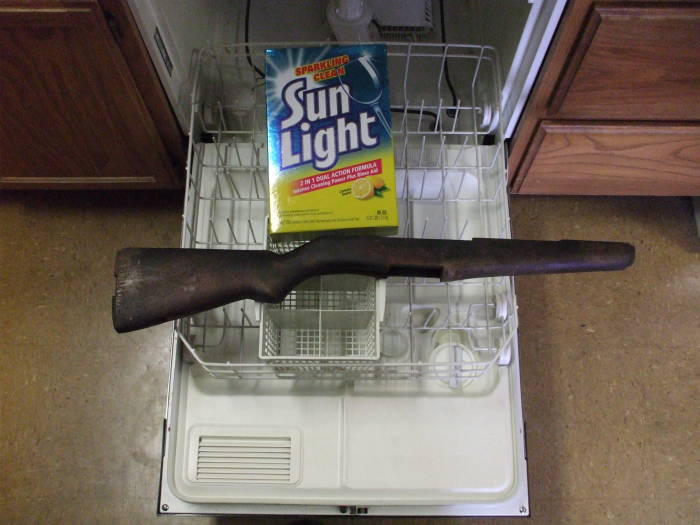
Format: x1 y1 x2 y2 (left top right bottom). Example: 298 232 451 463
245 0 265 79
439 0 458 117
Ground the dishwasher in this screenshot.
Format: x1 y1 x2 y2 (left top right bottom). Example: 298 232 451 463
123 0 574 517
155 40 528 517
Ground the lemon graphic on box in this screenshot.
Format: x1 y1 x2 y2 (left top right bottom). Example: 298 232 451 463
351 178 374 200
351 176 390 200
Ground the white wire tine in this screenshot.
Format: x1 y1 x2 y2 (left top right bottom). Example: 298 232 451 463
455 169 470 200
248 147 257 198
240 305 254 327
487 142 502 170
401 136 410 199
208 219 222 244
212 173 224 199
222 306 233 327
238 305 246 360
454 133 470 167
417 99 425 132
253 140 262 163
420 217 429 239
223 169 242 199
251 166 261 199
416 134 426 168
437 44 448 93
247 219 258 244
201 310 210 348
451 98 461 134
213 136 226 169
482 284 493 351
395 170 405 201
446 283 453 328
253 143 266 189
249 162 266 199
232 138 244 166
400 104 409 132
225 217 240 244
402 43 412 108
438 135 447 200
399 133 408 170
434 97 443 133
471 45 486 91
419 169 428 200
458 219 470 240
491 175 505 203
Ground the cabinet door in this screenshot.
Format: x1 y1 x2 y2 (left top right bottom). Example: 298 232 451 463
550 4 700 120
0 2 177 188
518 121 700 195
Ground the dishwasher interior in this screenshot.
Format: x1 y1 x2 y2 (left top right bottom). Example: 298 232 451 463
158 42 528 516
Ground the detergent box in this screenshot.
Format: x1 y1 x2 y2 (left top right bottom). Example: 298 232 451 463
265 44 397 235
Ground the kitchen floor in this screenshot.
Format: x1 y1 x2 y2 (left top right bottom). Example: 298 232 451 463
0 191 698 524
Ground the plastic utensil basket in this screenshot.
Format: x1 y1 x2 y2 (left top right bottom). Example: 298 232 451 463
258 238 383 362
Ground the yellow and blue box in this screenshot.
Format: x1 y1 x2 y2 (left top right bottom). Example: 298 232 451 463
265 44 398 235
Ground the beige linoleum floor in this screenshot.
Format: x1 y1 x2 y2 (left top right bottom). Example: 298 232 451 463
0 191 698 524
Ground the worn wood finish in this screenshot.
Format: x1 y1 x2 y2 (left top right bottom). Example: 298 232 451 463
113 238 635 332
552 4 700 120
0 1 178 188
518 121 700 195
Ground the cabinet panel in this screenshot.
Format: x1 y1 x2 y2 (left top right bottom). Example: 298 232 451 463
518 121 700 195
551 4 700 120
0 3 176 188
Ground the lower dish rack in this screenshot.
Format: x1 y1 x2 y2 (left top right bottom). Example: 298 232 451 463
175 43 517 386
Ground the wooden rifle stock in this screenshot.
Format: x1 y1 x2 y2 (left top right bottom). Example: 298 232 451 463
112 236 634 333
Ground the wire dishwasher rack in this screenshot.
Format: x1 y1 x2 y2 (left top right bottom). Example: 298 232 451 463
175 43 518 385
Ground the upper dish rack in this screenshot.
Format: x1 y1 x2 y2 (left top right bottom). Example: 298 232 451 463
176 42 517 385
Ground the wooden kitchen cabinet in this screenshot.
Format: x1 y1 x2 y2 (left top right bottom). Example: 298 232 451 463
0 1 185 189
509 1 700 195
519 121 700 194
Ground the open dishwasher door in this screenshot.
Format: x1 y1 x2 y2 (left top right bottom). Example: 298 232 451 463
158 43 528 517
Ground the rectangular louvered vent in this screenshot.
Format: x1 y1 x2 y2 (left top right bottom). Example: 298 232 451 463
196 435 293 483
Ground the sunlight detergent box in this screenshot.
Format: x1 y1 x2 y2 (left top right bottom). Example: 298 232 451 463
265 44 397 235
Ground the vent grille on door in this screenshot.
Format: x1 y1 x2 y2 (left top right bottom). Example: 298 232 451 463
196 435 293 483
